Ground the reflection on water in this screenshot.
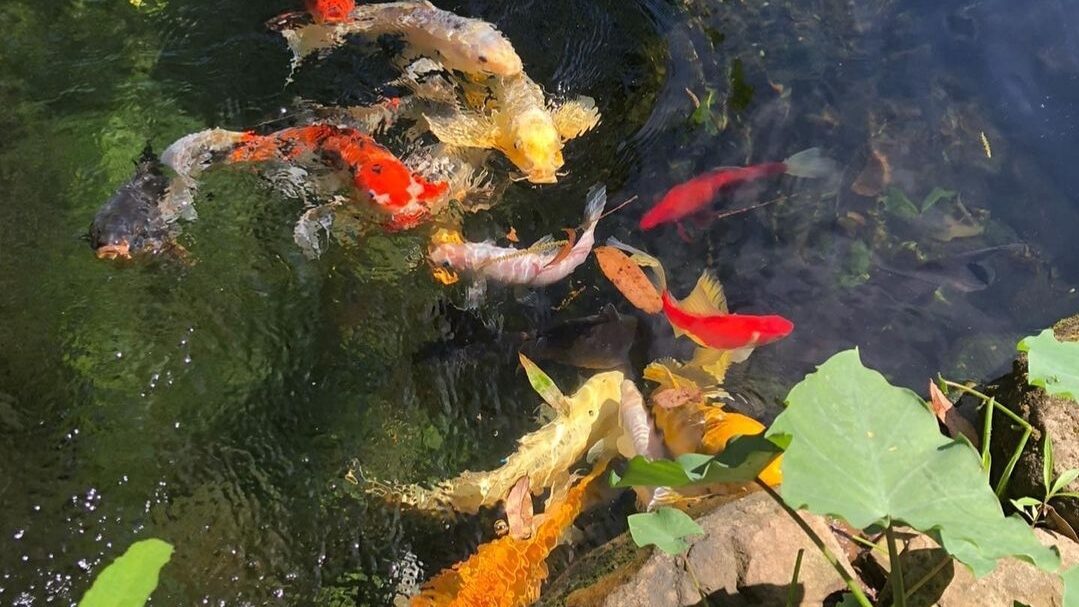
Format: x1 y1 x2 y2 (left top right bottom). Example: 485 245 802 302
0 0 1077 604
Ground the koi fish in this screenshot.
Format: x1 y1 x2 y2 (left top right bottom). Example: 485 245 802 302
370 365 623 515
639 148 836 230
650 386 782 487
662 271 793 357
273 0 523 77
89 145 173 260
425 73 600 184
226 124 450 230
428 185 606 286
410 461 607 607
519 304 638 370
306 0 354 24
617 379 676 510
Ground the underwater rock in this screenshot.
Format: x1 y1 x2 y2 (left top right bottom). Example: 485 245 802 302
865 530 1078 607
539 492 854 607
986 314 1079 533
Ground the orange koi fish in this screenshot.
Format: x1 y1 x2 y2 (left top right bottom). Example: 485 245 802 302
410 462 606 607
305 0 355 24
662 271 793 359
227 124 449 230
639 148 836 230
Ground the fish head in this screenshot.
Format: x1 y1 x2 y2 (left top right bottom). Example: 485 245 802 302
305 0 355 23
507 109 563 184
90 156 170 260
454 28 523 76
756 315 795 344
428 241 466 269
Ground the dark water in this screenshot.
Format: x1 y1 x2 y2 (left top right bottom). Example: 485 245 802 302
1 0 1077 604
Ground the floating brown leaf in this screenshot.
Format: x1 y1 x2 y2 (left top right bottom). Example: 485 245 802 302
505 476 534 540
506 226 519 243
928 381 980 448
545 228 578 268
594 246 662 314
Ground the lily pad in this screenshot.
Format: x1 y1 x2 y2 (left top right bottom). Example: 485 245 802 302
1063 565 1079 607
627 507 704 554
1018 329 1079 402
79 538 174 607
767 349 1060 577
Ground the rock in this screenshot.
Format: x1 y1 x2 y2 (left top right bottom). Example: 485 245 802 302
540 491 857 607
986 314 1079 533
866 529 1079 607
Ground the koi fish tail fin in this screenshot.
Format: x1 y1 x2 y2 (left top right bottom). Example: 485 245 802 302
582 185 607 227
783 147 838 179
605 237 667 292
729 346 755 364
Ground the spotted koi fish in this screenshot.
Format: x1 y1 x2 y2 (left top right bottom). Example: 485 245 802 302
227 124 450 230
409 461 607 607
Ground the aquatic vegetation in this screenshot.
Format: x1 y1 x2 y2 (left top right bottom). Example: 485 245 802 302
370 361 622 515
409 462 607 606
1018 329 1079 402
78 539 173 607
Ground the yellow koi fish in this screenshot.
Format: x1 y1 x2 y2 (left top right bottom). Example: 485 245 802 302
410 461 607 607
371 365 623 515
424 73 600 184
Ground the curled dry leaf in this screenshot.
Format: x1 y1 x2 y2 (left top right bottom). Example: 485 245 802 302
506 226 519 243
545 228 578 268
652 386 703 410
505 476 534 540
928 381 980 448
594 246 662 314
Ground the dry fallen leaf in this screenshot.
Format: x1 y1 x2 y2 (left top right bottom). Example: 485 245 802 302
594 246 662 314
505 476 534 540
851 147 891 197
652 386 703 410
928 381 980 448
545 228 578 268
506 227 519 243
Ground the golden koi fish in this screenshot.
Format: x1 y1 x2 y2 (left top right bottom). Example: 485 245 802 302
274 0 523 77
424 73 600 184
410 461 607 607
372 366 623 515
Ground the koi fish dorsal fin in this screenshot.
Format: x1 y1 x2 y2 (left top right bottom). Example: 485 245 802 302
551 96 601 140
679 271 728 316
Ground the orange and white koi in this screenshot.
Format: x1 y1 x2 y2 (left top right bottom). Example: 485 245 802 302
273 0 523 77
429 185 606 286
409 461 607 607
226 124 450 230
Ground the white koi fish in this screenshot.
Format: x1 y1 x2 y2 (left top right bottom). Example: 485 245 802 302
429 185 606 286
273 0 523 77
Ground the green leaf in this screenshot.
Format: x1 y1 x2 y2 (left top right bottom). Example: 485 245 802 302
1045 434 1056 493
1053 470 1079 497
689 89 716 126
518 353 567 413
1063 565 1079 607
610 436 782 488
79 539 173 607
1019 329 1079 402
881 187 920 219
920 187 957 213
1010 497 1042 509
767 349 1060 577
627 507 704 555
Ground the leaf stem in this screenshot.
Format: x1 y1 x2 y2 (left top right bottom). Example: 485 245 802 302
886 523 906 607
941 379 1035 497
785 548 805 607
755 480 872 607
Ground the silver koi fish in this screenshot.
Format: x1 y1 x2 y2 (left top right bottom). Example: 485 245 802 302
429 185 606 286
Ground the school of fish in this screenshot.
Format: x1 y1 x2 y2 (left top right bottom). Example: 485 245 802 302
87 1 839 604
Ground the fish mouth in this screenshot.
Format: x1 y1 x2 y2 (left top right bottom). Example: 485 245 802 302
95 242 132 260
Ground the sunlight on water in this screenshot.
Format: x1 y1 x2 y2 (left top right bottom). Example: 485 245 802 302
0 0 1077 604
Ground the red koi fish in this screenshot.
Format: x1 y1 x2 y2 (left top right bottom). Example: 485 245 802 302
661 271 793 360
640 148 836 230
305 0 355 24
227 124 449 230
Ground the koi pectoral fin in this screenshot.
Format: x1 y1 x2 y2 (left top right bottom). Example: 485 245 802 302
424 111 497 149
551 96 601 140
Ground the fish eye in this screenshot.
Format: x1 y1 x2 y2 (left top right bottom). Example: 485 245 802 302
477 55 489 64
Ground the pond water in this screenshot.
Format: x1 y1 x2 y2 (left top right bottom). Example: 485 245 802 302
1 0 1078 604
